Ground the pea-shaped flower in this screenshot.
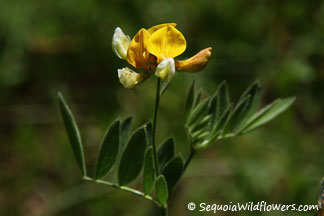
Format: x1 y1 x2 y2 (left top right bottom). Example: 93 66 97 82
112 23 212 88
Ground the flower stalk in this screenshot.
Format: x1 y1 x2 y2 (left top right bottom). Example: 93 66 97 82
152 77 161 176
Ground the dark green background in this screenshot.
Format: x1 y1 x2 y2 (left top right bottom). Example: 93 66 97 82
1 0 323 215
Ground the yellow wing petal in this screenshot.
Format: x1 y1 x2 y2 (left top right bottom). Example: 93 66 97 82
147 23 177 34
147 26 186 62
126 28 151 69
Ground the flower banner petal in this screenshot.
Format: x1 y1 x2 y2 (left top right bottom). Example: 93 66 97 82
147 23 177 34
147 26 186 62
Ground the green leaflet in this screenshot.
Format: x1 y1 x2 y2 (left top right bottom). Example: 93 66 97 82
186 98 210 127
120 116 133 150
162 155 184 193
157 137 175 171
95 119 120 179
194 89 203 107
239 81 261 120
239 97 295 134
185 81 195 121
143 147 155 195
223 95 251 134
118 126 147 186
216 81 230 121
155 175 168 205
58 92 87 176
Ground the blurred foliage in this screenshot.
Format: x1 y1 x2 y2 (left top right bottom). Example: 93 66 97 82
0 0 324 215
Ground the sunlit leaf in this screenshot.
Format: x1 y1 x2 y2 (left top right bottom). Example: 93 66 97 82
155 175 168 205
118 126 147 186
58 92 86 176
95 119 120 179
240 97 295 134
143 147 155 195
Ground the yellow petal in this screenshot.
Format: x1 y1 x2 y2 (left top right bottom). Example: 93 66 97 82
147 26 186 62
175 47 212 72
147 23 177 34
126 28 151 69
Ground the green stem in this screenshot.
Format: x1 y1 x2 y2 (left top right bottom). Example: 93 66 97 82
161 206 168 216
152 78 161 176
83 177 161 207
184 147 196 172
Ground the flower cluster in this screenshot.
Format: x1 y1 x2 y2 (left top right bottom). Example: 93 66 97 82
112 23 212 88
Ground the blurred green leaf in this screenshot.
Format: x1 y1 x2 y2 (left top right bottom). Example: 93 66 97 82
158 137 175 171
240 97 296 134
185 81 195 121
155 175 168 205
143 147 155 195
162 155 184 193
95 119 120 179
118 126 147 186
58 92 86 177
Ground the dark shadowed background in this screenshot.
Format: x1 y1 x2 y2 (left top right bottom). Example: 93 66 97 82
1 0 324 215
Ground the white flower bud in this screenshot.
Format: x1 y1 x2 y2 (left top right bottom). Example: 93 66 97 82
118 67 145 88
155 58 175 82
112 27 131 60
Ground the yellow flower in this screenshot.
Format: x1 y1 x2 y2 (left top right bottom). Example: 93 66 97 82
112 23 212 88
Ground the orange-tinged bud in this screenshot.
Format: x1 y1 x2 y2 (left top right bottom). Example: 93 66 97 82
175 47 212 72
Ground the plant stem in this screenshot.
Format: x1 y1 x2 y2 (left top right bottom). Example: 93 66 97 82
152 78 168 216
184 147 196 172
161 206 168 216
152 78 161 176
83 177 161 207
